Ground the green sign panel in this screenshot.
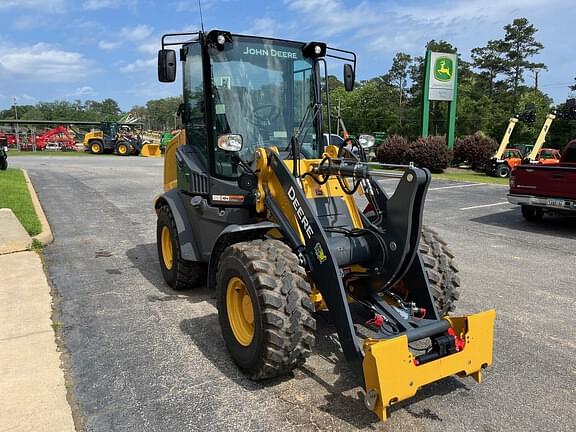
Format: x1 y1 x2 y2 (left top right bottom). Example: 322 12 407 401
428 52 457 101
422 51 459 150
434 57 453 82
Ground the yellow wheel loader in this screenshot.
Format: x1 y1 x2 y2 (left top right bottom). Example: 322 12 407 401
154 30 496 421
83 122 161 157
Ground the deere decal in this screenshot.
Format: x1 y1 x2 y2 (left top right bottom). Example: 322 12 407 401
434 57 453 82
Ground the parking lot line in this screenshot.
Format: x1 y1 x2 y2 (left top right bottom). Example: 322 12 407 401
460 201 510 210
429 183 484 191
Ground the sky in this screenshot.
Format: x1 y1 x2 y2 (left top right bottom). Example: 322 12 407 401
0 0 574 111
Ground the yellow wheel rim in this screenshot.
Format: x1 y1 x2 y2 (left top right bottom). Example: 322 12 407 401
91 143 100 153
226 277 254 346
119 144 127 154
161 226 173 270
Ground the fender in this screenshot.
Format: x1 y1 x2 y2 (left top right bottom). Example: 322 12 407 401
154 189 201 262
206 221 280 290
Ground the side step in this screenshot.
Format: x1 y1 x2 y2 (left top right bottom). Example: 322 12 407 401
362 309 496 421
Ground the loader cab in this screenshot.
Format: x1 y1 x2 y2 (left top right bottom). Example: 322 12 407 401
159 30 355 196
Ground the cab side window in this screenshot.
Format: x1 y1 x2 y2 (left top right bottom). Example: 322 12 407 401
184 43 208 165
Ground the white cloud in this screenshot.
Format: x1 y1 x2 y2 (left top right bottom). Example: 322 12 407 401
83 0 137 10
286 0 379 38
69 86 97 97
138 41 159 55
120 58 155 73
244 18 279 38
98 24 153 50
0 0 65 12
98 40 121 50
0 42 92 82
393 0 562 27
120 25 153 41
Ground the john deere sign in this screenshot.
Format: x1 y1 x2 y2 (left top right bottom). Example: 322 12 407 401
421 50 459 150
429 52 457 101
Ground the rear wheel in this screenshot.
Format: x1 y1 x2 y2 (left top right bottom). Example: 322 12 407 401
420 226 461 316
521 205 544 222
217 239 316 380
89 140 104 154
116 141 130 156
156 204 206 289
495 164 511 178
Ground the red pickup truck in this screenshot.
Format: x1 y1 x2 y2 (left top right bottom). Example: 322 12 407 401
508 140 576 221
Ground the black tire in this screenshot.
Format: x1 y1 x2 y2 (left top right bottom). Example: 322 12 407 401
156 204 206 290
521 205 544 222
420 226 461 317
89 140 104 154
115 141 130 156
495 164 511 178
0 156 7 171
216 239 316 380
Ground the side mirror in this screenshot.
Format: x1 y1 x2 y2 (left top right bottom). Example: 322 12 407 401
158 49 177 83
217 134 243 152
343 64 355 91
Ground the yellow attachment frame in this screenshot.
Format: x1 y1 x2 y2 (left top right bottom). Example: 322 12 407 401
362 309 496 421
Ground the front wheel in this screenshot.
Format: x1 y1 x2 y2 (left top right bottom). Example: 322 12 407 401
115 141 130 156
419 226 461 316
156 204 206 289
217 239 316 380
495 164 511 178
521 205 544 222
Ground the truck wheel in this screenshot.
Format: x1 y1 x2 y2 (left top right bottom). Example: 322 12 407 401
495 164 511 178
521 205 544 222
216 239 316 380
116 141 130 156
156 204 206 289
420 226 460 316
89 140 104 154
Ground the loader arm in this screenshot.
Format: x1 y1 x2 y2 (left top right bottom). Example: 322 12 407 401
527 113 556 161
494 117 519 159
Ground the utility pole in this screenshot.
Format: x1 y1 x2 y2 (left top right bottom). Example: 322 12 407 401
13 97 20 151
533 69 540 94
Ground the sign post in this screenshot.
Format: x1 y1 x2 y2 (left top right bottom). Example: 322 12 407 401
421 51 458 150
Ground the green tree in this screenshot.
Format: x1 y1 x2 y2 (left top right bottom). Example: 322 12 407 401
502 18 546 106
386 53 412 128
471 40 508 95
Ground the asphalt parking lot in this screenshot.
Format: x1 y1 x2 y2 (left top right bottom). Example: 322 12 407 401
12 156 576 432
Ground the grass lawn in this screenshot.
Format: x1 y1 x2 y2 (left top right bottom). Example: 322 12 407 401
432 172 509 185
0 168 42 236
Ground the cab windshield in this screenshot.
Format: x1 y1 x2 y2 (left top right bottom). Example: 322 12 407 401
209 37 317 177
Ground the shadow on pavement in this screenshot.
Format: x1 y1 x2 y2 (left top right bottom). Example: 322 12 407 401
126 243 214 305
470 209 576 239
127 244 469 428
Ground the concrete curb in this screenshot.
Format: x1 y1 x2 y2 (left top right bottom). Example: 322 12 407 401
22 169 54 246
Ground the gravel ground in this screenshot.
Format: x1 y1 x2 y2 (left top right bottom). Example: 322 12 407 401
12 156 576 432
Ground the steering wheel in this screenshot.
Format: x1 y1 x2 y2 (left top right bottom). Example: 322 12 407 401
248 104 282 128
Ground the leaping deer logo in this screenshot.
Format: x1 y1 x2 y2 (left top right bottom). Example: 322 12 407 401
434 57 453 81
438 61 451 78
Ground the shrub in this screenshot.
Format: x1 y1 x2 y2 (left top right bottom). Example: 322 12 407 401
376 135 451 172
454 132 498 171
408 136 452 173
375 135 409 165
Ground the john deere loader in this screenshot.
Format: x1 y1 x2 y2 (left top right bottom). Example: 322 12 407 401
154 30 495 421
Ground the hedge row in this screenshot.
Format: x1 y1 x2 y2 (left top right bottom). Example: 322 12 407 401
375 133 498 172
